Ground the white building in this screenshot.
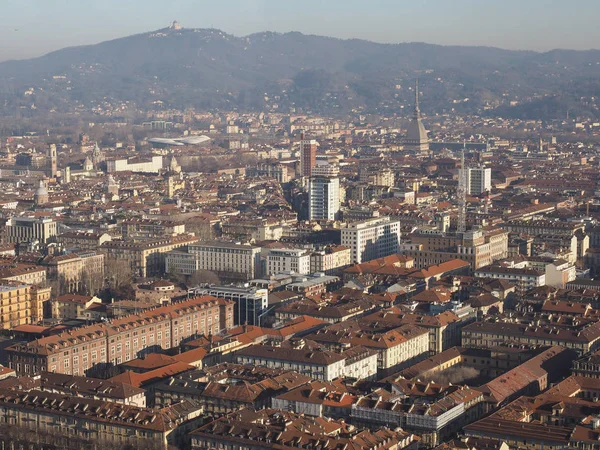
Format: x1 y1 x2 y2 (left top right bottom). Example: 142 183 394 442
267 248 311 276
165 250 200 275
183 241 262 280
309 176 340 221
467 167 492 195
311 162 339 177
474 265 545 292
341 217 402 263
5 216 57 244
106 156 163 174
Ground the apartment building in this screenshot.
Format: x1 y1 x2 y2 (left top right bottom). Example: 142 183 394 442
359 166 395 187
310 245 352 274
154 364 312 413
466 167 492 195
360 309 473 355
42 251 105 294
462 320 600 355
5 216 57 244
2 371 147 407
474 265 546 292
341 217 402 263
179 241 262 281
246 161 292 183
309 176 340 220
0 389 201 449
307 323 430 376
6 295 234 376
191 408 417 450
236 342 345 381
0 263 47 286
120 219 185 239
56 231 112 252
267 248 311 275
0 284 51 330
51 294 103 320
101 235 198 278
401 228 508 270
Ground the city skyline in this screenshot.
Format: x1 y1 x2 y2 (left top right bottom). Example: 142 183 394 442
1 0 600 62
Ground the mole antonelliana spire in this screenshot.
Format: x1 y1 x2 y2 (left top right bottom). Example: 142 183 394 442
404 79 430 154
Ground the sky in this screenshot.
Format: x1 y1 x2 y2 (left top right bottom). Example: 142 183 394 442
1 0 599 61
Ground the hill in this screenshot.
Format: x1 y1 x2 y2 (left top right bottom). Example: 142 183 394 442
1 27 599 119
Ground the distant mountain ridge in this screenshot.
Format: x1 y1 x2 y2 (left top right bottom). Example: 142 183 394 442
1 27 600 119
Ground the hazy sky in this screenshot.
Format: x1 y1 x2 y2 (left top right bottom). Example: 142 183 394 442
1 0 598 61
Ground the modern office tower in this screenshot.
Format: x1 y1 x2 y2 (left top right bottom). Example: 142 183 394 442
299 133 317 177
192 285 268 326
309 176 340 221
341 217 402 263
467 167 492 195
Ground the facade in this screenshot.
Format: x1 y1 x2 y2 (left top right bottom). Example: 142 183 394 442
191 408 416 450
467 167 492 195
236 340 376 381
42 251 105 294
6 295 234 376
191 285 268 326
56 231 112 251
474 265 546 292
121 219 185 239
101 235 198 278
154 364 312 413
0 284 51 330
307 324 430 375
360 166 395 187
185 241 262 281
0 389 201 449
5 216 57 244
299 135 317 177
402 228 508 270
246 161 291 183
341 217 402 263
51 294 103 320
16 371 147 407
309 176 340 220
267 248 311 276
106 155 163 173
310 245 352 274
0 264 47 286
462 320 600 355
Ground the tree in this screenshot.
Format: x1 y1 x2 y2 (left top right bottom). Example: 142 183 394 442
188 269 220 287
105 259 134 290
80 268 104 296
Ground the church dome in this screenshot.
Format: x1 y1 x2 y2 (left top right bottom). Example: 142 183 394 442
35 180 48 197
34 180 49 205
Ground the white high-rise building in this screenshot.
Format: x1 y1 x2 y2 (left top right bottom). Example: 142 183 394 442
341 217 402 263
309 176 340 221
467 167 492 195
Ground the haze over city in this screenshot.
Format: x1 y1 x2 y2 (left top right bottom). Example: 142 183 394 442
1 2 600 450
